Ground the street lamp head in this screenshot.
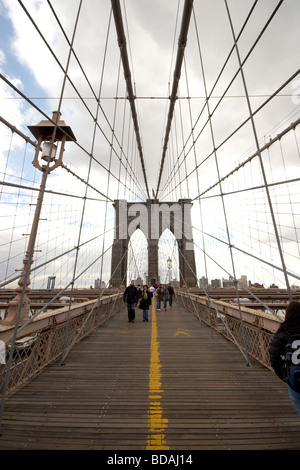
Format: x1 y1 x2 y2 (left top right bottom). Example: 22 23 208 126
28 110 76 142
28 110 76 172
41 142 57 162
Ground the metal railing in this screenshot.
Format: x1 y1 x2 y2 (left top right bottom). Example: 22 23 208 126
1 290 280 399
0 293 123 397
175 290 278 370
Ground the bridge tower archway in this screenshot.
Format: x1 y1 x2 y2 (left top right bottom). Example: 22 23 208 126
110 199 197 287
158 228 180 285
127 228 148 287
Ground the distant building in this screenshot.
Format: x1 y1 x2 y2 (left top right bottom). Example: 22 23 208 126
237 275 247 288
222 278 234 288
95 278 106 288
211 279 221 288
249 281 264 288
199 276 208 288
47 276 56 289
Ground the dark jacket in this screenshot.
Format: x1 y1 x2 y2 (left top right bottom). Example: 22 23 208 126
123 285 138 304
167 285 174 295
139 290 152 310
155 287 163 301
162 288 169 301
269 318 300 381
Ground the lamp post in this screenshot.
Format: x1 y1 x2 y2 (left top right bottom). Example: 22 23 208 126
167 256 172 283
4 111 76 325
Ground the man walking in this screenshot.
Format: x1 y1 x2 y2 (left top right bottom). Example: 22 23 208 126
123 280 138 322
167 283 174 307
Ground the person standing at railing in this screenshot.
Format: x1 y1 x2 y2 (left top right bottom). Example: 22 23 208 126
269 301 300 416
123 280 138 323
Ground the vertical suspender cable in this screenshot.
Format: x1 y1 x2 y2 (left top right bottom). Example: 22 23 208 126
61 5 114 363
111 0 150 200
224 0 293 302
156 0 194 199
182 52 213 334
192 3 252 365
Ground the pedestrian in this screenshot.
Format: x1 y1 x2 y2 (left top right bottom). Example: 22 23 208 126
139 285 152 322
149 284 155 294
162 285 169 310
123 280 138 323
269 301 300 415
167 283 174 307
136 284 142 300
154 285 163 311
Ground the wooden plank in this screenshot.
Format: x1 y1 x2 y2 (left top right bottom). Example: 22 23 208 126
0 302 300 450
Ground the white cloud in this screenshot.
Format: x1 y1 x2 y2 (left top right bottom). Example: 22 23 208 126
0 0 300 289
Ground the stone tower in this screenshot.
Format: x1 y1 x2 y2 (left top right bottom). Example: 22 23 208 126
110 199 197 287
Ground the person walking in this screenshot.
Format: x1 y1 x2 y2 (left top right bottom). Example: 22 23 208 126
139 285 152 322
123 280 138 323
269 301 300 416
167 283 174 307
136 284 142 300
149 284 155 294
154 285 163 311
162 285 169 311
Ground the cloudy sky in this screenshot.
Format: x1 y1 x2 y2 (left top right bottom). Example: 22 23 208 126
0 0 299 288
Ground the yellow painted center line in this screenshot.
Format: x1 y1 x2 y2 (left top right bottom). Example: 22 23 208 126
147 302 169 450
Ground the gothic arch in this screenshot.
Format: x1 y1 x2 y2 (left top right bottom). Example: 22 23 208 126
127 228 148 286
158 228 179 284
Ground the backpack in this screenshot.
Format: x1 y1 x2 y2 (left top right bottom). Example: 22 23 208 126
284 331 300 392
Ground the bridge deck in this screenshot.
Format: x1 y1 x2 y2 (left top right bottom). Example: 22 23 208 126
0 301 299 450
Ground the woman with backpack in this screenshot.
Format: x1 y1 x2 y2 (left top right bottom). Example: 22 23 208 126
269 301 300 416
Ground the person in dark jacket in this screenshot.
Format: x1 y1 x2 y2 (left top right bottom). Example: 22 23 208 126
167 283 174 307
269 301 300 415
154 285 163 311
162 285 169 311
136 284 142 300
123 280 138 323
139 285 152 322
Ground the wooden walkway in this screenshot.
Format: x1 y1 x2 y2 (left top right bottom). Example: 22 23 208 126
0 301 300 450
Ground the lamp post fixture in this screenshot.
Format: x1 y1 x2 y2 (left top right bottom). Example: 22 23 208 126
4 111 76 325
167 256 172 283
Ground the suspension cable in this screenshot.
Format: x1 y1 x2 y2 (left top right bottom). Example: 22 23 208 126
224 0 293 301
111 0 150 200
156 0 194 199
160 0 290 198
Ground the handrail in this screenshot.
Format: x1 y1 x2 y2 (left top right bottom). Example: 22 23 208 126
0 293 123 397
175 290 278 370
